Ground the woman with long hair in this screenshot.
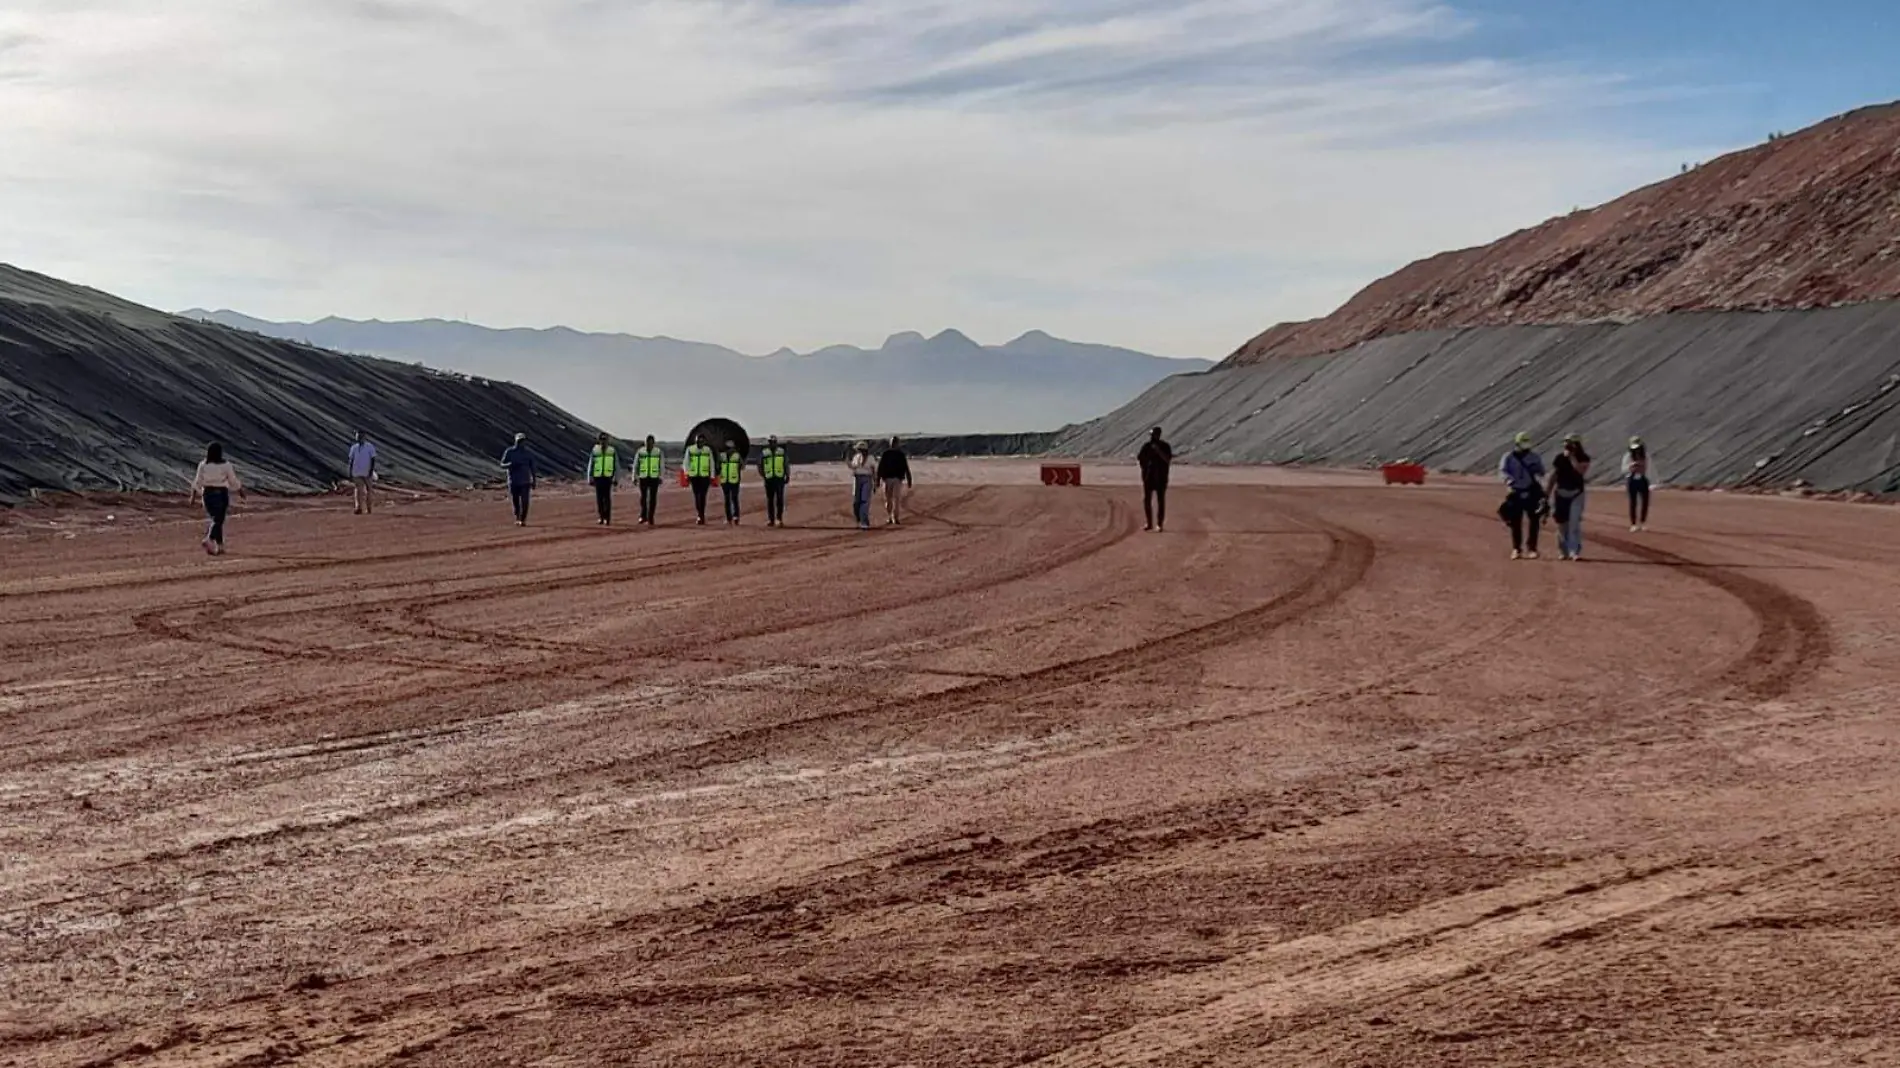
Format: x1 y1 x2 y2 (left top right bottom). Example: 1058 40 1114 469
1547 434 1592 561
189 442 245 554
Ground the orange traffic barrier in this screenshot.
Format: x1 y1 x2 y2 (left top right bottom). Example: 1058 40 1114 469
1381 463 1427 485
1040 464 1082 486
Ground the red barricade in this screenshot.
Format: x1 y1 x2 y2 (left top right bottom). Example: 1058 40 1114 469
1040 464 1082 486
1381 463 1427 485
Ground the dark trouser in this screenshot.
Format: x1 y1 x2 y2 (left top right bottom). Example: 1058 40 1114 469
203 488 229 545
1142 482 1167 529
689 477 711 520
593 477 614 522
764 477 786 523
510 484 532 523
639 478 660 523
1503 492 1541 552
1628 476 1650 524
722 482 742 521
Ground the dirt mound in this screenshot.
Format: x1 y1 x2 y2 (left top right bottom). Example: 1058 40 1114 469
1058 302 1900 493
0 264 601 502
1231 101 1900 364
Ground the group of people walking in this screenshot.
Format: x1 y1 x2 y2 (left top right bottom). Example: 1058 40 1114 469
181 424 1656 560
1499 432 1654 560
496 431 913 531
847 438 913 529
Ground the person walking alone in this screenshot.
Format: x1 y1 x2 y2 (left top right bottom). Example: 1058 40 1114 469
877 436 912 526
848 441 876 530
1548 434 1592 561
347 431 378 515
1137 426 1172 532
1498 432 1546 560
1623 436 1652 531
634 435 665 525
684 434 715 525
587 432 619 526
759 435 790 527
719 440 745 525
501 432 536 526
189 442 245 555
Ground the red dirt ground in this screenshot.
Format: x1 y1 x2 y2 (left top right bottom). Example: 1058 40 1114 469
4 461 1896 1066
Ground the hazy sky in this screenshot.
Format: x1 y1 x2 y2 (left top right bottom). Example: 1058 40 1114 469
2 0 1895 358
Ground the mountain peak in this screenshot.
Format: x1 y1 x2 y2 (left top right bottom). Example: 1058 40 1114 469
881 331 928 350
928 328 977 347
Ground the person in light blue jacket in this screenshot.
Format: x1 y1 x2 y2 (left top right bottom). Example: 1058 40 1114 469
1497 432 1546 560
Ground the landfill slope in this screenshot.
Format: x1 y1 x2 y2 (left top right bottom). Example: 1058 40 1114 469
1229 101 1900 363
1056 301 1900 492
0 264 601 502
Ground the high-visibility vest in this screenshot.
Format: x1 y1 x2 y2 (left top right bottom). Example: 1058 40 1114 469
589 445 617 479
760 447 787 479
634 447 663 479
685 445 714 478
719 453 744 484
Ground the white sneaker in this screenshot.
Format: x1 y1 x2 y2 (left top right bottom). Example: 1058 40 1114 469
1630 524 1640 532
1511 549 1522 560
1526 551 1540 560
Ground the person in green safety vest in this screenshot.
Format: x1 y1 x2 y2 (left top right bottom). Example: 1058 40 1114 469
633 434 665 526
587 432 619 526
758 434 789 527
683 434 715 525
719 439 745 525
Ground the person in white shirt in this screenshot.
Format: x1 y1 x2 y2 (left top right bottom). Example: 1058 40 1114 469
1622 436 1652 531
347 431 378 515
847 441 876 531
188 442 245 555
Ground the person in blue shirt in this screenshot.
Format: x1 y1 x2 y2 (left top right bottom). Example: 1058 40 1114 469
500 433 537 526
1497 432 1546 560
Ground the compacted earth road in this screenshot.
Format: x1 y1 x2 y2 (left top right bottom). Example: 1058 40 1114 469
3 463 1896 1066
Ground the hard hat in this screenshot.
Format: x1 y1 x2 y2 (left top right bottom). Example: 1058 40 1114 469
1563 432 1581 444
1513 432 1532 448
1629 435 1643 447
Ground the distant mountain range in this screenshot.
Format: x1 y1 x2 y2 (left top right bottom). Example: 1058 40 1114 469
178 311 1211 438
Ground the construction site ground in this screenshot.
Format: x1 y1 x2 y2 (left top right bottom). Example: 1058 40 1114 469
4 461 1896 1066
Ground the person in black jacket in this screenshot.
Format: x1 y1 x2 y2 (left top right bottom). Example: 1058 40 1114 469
1136 426 1172 532
877 436 912 526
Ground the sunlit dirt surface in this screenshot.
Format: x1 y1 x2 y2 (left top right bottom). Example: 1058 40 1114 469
4 463 1897 1066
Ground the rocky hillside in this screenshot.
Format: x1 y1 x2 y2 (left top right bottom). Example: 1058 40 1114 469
0 265 599 502
1231 101 1900 363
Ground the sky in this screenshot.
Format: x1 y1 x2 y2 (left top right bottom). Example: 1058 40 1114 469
1 1 1895 359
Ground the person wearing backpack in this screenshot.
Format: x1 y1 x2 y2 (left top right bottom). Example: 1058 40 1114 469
1497 432 1546 560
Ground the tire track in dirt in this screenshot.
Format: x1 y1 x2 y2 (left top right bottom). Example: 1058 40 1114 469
121 490 988 678
99 505 1372 869
1592 532 1830 698
0 521 680 601
390 491 1135 660
1420 497 1831 698
40 492 989 765
1024 858 1804 1066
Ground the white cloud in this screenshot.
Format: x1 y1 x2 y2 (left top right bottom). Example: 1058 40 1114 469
0 0 1704 357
